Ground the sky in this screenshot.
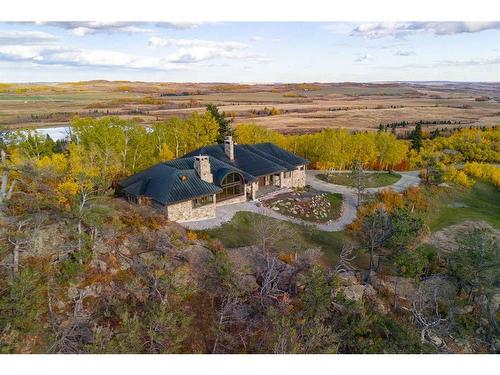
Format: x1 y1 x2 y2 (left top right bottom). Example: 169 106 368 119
0 21 499 83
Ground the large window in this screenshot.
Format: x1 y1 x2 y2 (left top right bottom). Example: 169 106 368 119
216 172 244 202
192 195 214 208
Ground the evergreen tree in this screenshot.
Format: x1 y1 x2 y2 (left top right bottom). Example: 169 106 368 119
411 123 423 151
206 103 233 143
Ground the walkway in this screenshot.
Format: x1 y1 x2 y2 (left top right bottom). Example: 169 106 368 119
181 170 421 232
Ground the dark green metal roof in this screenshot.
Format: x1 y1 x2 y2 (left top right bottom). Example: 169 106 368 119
117 142 308 206
118 164 221 205
165 156 255 183
244 143 309 168
183 143 291 178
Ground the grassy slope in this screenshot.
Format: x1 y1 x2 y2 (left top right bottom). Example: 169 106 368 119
202 211 369 268
317 172 402 188
202 181 498 268
425 181 500 231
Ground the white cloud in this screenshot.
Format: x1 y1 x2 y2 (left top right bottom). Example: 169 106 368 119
438 56 500 66
355 54 373 62
0 44 186 71
321 23 355 34
30 21 200 36
148 37 258 63
0 32 265 70
350 22 500 38
0 30 57 45
250 36 280 42
149 37 247 50
33 22 155 36
394 50 415 56
154 22 201 30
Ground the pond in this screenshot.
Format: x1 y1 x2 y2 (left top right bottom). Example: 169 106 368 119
35 126 72 141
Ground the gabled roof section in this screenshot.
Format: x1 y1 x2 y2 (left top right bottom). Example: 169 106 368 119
246 143 309 167
165 156 255 183
118 141 308 206
184 144 288 178
118 164 221 206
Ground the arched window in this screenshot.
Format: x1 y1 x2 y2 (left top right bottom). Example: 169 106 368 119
216 172 244 202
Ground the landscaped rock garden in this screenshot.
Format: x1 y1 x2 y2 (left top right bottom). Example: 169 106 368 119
262 190 342 223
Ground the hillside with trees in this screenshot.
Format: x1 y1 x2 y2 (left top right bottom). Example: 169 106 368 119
0 108 498 353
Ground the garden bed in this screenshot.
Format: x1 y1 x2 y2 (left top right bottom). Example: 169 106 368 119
262 190 343 223
317 172 401 188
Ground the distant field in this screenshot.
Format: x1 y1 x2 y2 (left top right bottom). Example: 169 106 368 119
1 81 499 134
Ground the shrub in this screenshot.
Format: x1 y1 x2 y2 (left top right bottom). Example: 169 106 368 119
463 162 500 187
186 230 198 241
442 165 474 188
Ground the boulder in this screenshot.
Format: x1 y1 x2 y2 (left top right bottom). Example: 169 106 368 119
336 271 358 285
67 286 79 300
456 305 474 315
371 274 416 303
31 223 65 257
429 334 443 347
342 284 376 302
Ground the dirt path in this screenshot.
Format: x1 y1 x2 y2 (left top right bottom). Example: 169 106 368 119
181 170 421 232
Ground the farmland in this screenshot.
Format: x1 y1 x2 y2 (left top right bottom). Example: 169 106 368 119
1 81 499 135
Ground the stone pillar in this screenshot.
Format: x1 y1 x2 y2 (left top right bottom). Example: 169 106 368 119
279 171 284 188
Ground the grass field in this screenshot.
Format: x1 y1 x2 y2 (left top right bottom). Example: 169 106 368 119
1 81 499 134
317 172 402 188
202 211 369 268
424 181 500 231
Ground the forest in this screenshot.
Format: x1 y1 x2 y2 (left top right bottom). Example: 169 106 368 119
0 106 498 353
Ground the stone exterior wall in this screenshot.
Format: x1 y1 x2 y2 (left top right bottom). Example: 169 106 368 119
281 172 294 188
250 181 258 200
292 167 306 188
280 167 306 188
166 194 216 222
164 166 306 222
215 192 247 207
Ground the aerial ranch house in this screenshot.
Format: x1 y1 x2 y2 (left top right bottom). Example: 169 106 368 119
117 136 308 222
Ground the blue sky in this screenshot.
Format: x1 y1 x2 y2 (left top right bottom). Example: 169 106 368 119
0 21 498 82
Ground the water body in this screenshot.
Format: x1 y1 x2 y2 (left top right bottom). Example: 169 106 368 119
19 124 152 142
35 126 72 141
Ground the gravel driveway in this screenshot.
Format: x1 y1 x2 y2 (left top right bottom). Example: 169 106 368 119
181 170 421 232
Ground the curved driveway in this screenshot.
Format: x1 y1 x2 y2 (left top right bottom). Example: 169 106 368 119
181 170 421 232
304 170 420 230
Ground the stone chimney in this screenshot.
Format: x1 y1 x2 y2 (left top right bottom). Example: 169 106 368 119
224 136 234 161
194 155 213 183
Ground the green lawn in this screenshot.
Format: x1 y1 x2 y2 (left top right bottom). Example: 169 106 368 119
424 181 500 231
200 211 369 268
200 181 498 269
317 172 401 188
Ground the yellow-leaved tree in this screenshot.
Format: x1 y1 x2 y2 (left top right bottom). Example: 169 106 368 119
375 132 409 172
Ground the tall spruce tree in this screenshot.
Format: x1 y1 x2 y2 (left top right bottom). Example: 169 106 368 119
411 123 423 151
206 103 233 143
